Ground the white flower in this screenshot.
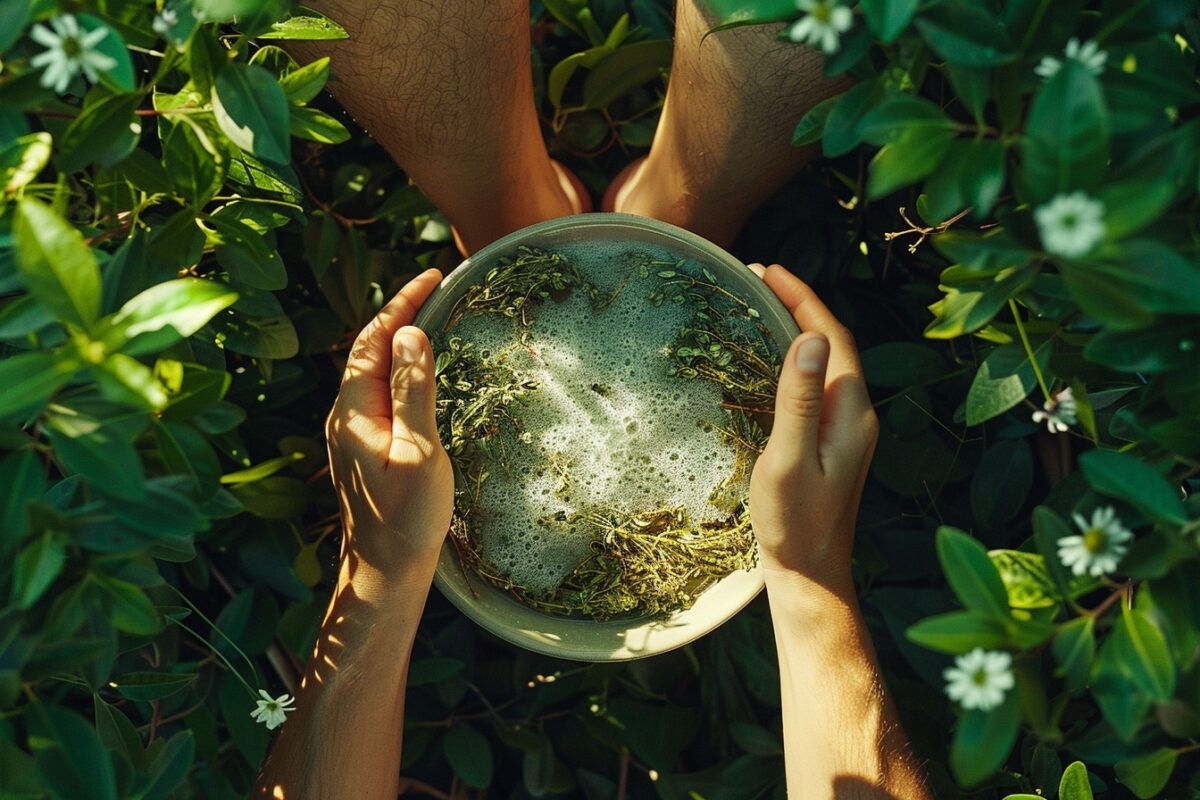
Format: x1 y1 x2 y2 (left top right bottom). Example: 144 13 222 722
1032 387 1077 434
1035 192 1106 259
788 0 853 54
1035 38 1108 80
152 8 179 39
28 15 117 96
251 689 296 730
944 648 1014 711
1059 506 1133 577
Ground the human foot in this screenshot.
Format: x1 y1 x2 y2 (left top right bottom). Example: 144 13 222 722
452 160 591 257
601 150 749 249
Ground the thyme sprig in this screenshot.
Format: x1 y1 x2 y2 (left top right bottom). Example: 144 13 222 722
434 247 781 621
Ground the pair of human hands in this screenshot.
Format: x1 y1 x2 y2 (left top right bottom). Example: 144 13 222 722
325 264 877 597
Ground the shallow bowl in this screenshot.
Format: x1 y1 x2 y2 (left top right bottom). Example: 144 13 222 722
413 213 799 661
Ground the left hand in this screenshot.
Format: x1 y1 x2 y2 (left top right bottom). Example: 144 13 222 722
325 268 455 594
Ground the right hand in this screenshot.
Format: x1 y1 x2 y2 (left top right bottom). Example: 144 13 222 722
748 265 879 592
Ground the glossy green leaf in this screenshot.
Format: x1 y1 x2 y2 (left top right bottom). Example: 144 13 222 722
78 15 135 93
1059 761 1094 800
867 126 955 199
279 57 331 104
289 106 351 144
548 46 611 109
258 13 348 39
205 214 287 291
860 0 918 41
1051 617 1095 692
1111 605 1175 700
213 63 291 164
1020 60 1109 201
443 723 493 789
791 94 839 146
58 93 143 172
701 0 796 29
111 671 198 701
1078 449 1186 525
99 278 238 357
915 2 1016 67
1 132 52 193
936 527 1010 618
1114 748 1178 799
988 549 1056 610
859 95 954 146
142 731 196 800
11 533 66 609
13 198 102 329
964 340 1050 425
906 610 1010 653
582 40 672 109
0 351 79 420
950 693 1020 786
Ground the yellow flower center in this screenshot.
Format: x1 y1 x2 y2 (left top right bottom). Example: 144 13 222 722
63 36 83 58
972 668 988 686
812 5 832 22
1083 527 1108 553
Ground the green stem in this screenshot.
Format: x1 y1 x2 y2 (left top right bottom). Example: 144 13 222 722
166 585 262 693
1095 0 1153 44
1020 0 1053 50
1009 298 1051 403
168 616 258 697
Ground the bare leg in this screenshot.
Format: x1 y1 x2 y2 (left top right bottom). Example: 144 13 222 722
290 1 579 254
614 0 848 248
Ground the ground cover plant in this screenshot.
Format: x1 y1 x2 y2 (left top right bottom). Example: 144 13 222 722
0 0 1197 797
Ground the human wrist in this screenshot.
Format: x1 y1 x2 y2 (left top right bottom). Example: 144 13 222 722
762 560 859 623
336 544 440 612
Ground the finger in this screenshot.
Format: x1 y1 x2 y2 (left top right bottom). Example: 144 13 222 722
763 332 831 474
746 262 766 278
339 268 443 418
763 265 871 415
390 326 438 446
344 268 443 385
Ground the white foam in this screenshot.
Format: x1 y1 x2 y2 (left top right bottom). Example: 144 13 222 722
450 244 745 594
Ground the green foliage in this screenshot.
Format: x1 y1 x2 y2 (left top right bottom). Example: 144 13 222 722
712 0 1200 794
2 0 1199 798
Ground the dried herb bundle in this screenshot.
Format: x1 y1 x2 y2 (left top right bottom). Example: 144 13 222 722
434 247 781 620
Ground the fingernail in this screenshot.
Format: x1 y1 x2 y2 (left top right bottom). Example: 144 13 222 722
794 335 829 373
746 262 766 277
395 329 422 364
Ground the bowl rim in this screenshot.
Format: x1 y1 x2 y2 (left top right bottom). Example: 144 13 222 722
414 212 799 662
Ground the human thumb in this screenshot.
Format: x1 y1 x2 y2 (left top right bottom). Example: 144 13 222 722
390 325 438 441
763 332 830 473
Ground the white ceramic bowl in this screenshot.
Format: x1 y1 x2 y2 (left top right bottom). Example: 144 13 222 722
413 213 800 661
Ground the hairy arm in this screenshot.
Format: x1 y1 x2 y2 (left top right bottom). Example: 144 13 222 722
750 265 929 799
254 564 435 799
254 269 453 799
768 575 927 798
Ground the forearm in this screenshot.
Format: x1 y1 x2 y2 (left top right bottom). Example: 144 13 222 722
766 571 928 800
254 553 438 800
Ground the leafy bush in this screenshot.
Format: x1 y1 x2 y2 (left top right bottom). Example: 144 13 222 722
0 0 1197 799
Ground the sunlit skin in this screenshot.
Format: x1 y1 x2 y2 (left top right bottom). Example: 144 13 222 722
254 266 929 800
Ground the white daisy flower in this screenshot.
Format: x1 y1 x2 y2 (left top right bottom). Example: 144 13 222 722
1035 192 1106 259
788 0 853 55
1035 38 1108 80
944 648 1014 711
1032 387 1077 434
251 689 296 730
152 8 179 39
1059 506 1133 577
29 15 117 96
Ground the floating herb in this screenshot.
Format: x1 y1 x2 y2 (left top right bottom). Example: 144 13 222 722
433 247 782 620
